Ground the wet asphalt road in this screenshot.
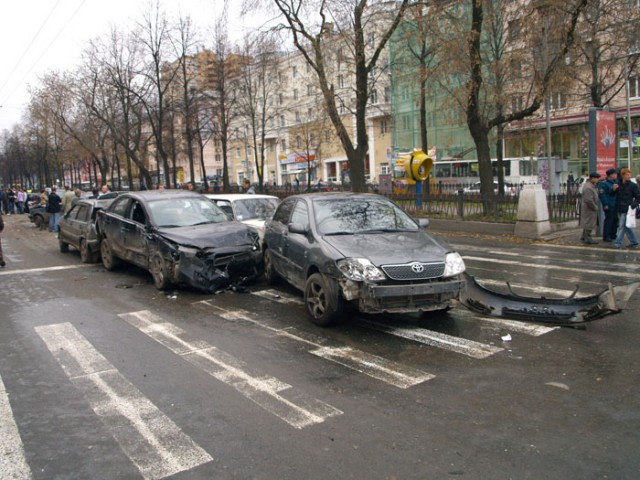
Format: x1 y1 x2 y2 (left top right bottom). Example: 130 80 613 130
1 213 639 479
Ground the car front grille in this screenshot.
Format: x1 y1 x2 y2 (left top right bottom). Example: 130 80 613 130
381 262 445 281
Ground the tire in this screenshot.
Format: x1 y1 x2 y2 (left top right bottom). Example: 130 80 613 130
100 238 120 271
79 239 97 263
150 253 172 290
58 235 69 253
263 249 280 285
33 214 44 229
304 273 342 327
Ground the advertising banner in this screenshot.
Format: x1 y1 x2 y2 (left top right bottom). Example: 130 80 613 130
588 108 617 175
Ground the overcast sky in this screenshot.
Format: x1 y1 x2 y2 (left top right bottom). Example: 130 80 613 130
0 0 252 133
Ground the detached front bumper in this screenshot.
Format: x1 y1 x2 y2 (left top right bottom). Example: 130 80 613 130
340 277 464 314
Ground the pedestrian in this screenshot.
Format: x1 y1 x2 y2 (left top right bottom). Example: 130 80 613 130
15 188 26 214
6 187 16 214
98 184 111 197
614 168 640 249
62 185 75 214
46 186 62 233
598 168 619 242
242 179 255 194
0 208 5 267
0 188 6 214
579 172 601 244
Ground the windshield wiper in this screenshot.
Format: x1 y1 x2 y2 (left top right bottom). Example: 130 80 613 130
323 231 353 236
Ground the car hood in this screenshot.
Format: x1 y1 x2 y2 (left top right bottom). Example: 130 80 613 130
157 222 255 249
322 230 451 265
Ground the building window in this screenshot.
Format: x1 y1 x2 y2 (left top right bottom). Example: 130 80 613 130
278 93 283 105
381 163 390 175
630 75 640 98
308 107 313 118
280 115 285 127
338 75 344 89
278 72 283 84
307 84 313 96
296 136 301 148
325 130 331 142
380 119 388 134
292 66 297 78
550 92 567 110
367 32 375 47
215 154 221 163
512 96 523 113
269 143 274 152
281 139 287 151
295 111 301 122
402 114 411 131
370 88 378 104
293 89 298 100
384 86 390 103
310 132 315 143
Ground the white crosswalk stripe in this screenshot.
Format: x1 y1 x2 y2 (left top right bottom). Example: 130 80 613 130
0 374 32 480
119 310 343 429
35 322 213 480
196 300 435 389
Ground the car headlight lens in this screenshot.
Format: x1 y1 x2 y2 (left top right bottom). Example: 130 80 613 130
443 252 466 277
337 258 386 281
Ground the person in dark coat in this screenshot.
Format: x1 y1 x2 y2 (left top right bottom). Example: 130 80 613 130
579 172 601 244
598 168 619 241
0 209 5 267
46 187 62 232
614 168 639 249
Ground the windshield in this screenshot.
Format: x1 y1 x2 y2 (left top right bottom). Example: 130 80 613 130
147 197 229 228
234 198 279 221
313 197 420 235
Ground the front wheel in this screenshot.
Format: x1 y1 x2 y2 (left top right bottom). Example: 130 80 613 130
58 235 69 253
100 238 120 271
263 249 280 285
150 253 172 290
304 273 342 327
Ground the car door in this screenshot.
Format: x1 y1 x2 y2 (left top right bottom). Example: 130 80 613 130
71 203 91 248
61 204 82 247
122 200 151 267
282 200 311 290
101 196 132 257
265 199 295 280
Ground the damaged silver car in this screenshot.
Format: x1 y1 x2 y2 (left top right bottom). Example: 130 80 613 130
262 193 466 326
97 190 261 292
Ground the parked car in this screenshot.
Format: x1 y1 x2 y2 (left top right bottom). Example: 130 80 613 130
262 192 466 326
28 204 49 229
97 190 262 292
204 193 280 243
58 198 113 263
462 181 516 196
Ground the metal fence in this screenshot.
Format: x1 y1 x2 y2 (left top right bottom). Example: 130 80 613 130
267 184 582 224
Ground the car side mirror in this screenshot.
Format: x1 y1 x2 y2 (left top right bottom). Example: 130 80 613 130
417 218 429 229
288 222 308 234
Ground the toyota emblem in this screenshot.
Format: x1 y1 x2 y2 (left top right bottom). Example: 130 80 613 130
411 262 424 273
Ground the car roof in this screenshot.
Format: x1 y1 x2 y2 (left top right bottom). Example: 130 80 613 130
204 193 279 201
281 192 386 201
117 189 205 201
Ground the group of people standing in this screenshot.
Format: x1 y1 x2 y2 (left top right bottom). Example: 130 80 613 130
580 167 640 248
0 187 29 215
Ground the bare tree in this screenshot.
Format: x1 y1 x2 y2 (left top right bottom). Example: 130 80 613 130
237 33 283 192
271 0 411 192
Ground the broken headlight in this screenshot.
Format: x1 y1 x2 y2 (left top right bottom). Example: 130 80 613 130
337 258 386 282
443 252 466 277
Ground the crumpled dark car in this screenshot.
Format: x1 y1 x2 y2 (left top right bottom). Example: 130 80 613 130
58 198 113 263
262 192 466 326
97 190 261 292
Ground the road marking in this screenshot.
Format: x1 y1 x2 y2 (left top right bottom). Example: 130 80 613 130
308 346 435 388
251 289 503 357
357 319 504 359
35 323 213 479
196 301 434 389
450 308 557 336
119 310 342 429
251 289 303 304
0 374 32 480
0 264 94 277
463 255 640 280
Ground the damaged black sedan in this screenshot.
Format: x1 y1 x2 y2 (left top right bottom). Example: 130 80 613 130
97 190 261 292
263 193 466 326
